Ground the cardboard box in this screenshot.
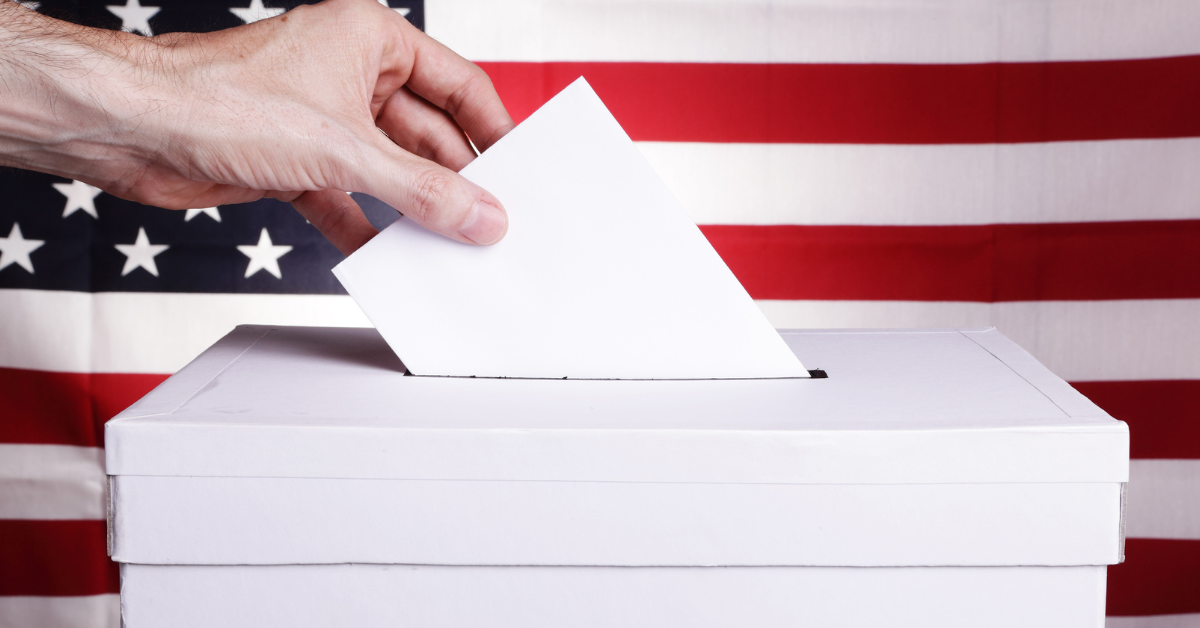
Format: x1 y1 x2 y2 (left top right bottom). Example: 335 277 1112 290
107 325 1127 627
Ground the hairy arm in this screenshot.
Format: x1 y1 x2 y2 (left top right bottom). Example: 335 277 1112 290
0 0 513 251
0 2 160 181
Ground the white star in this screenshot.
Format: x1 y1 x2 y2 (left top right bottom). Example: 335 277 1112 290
52 180 102 219
18 1 41 10
0 224 44 274
107 0 160 35
238 228 292 279
375 0 410 16
185 207 222 222
230 0 284 24
114 227 169 277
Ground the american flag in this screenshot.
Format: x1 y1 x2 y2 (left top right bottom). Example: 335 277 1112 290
2 0 1198 626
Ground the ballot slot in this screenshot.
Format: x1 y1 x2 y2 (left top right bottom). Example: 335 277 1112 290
398 369 830 379
397 372 823 380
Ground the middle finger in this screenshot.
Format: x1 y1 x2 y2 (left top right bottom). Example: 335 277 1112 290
376 87 477 172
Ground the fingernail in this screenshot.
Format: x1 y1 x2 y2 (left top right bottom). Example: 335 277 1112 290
458 199 508 245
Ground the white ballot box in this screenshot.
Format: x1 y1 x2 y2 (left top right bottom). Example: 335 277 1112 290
106 324 1127 628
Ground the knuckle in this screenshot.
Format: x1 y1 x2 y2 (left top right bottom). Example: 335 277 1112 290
443 86 470 119
471 64 495 88
305 195 340 228
286 2 314 19
412 134 439 162
318 202 354 237
445 69 490 118
407 169 455 224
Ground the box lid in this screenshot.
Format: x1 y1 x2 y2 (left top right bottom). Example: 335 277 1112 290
106 325 1127 485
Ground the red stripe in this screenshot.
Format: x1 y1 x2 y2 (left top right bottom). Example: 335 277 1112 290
0 367 169 447
478 57 1200 144
0 520 119 596
700 220 1200 302
1108 538 1200 616
1073 380 1200 460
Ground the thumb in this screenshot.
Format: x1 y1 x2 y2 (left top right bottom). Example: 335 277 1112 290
361 146 508 246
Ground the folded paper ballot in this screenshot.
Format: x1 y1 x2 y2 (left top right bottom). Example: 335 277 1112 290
334 78 807 379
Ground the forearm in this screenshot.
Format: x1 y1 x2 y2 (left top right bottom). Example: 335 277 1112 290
0 0 168 184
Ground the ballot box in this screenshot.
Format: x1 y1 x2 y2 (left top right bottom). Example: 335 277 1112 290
106 324 1127 628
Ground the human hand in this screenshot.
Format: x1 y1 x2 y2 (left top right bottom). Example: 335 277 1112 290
0 0 513 252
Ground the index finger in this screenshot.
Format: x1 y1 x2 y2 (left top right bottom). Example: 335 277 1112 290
390 15 515 152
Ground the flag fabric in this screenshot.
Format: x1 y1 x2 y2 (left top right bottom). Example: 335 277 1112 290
2 0 1199 626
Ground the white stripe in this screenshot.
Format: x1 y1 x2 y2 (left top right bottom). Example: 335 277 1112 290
761 301 995 332
429 0 1200 63
760 299 1200 382
3 290 1198 382
1108 615 1200 628
0 289 370 374
0 445 105 519
1126 460 1200 540
638 139 1200 226
0 595 118 628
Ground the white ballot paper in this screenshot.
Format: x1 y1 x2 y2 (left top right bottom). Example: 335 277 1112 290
334 78 807 379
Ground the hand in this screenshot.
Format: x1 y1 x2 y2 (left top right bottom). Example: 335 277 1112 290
0 0 513 252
